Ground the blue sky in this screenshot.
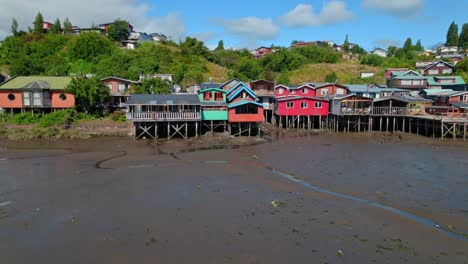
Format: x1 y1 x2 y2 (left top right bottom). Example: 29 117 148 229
145 0 467 50
1 0 467 51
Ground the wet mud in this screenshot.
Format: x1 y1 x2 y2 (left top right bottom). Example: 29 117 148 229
0 134 467 263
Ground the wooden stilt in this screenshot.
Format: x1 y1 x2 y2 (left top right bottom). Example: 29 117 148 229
319 115 322 130
155 123 158 140
185 122 188 139
392 117 395 133
464 123 467 141
380 117 382 132
347 117 350 133
167 122 170 140
402 118 405 133
416 119 419 135
358 116 361 133
196 122 199 137
432 118 435 138
386 117 389 133
453 123 456 140
441 121 444 140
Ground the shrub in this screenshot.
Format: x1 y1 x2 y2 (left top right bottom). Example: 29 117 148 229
10 113 41 125
38 109 75 127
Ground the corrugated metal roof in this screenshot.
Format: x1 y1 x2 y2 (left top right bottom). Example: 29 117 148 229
347 85 409 93
426 76 465 85
126 94 201 105
0 76 72 90
450 102 468 108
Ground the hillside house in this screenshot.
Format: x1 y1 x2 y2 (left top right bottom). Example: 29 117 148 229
101 77 141 108
252 47 274 59
426 76 466 91
150 33 168 42
422 60 454 76
99 22 134 32
386 70 427 90
384 68 409 79
0 76 75 113
371 48 387 57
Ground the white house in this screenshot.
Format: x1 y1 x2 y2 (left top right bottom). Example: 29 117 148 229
371 48 387 57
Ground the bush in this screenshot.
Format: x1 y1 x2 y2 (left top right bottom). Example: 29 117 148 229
110 111 126 122
38 109 75 127
10 113 42 125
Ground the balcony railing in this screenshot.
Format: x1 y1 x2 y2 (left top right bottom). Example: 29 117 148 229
340 107 371 115
372 107 408 116
126 111 201 121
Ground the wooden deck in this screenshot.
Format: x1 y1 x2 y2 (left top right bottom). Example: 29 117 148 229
126 112 201 122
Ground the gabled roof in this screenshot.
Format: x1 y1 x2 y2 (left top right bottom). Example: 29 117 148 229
275 84 315 90
423 60 454 71
228 100 264 108
346 85 408 93
227 82 258 101
250 79 275 85
0 76 72 90
126 94 200 105
200 82 223 90
389 70 424 79
100 76 140 84
199 88 226 94
219 78 242 90
421 89 454 96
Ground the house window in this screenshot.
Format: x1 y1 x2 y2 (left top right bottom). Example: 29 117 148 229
301 102 308 109
412 80 422 85
118 83 127 92
59 94 67 101
33 92 42 106
203 92 212 101
428 70 438 75
315 102 322 108
336 88 344 95
23 92 30 106
442 69 452 74
401 80 412 85
214 92 223 101
278 88 284 94
7 94 15 101
462 95 468 101
320 89 328 95
302 88 308 94
286 102 294 108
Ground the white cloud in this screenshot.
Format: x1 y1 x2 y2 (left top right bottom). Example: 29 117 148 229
0 0 186 40
362 0 425 18
214 16 279 47
280 1 353 27
192 32 217 43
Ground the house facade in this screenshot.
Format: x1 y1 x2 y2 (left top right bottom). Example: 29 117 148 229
314 83 349 97
384 68 409 79
252 47 273 59
422 61 454 76
426 76 466 91
0 76 75 112
249 79 275 111
99 22 134 32
371 48 387 57
198 88 228 121
226 82 264 123
386 70 427 90
101 77 140 108
275 96 329 117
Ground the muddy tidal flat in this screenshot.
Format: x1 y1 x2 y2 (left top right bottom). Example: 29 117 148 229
0 134 467 263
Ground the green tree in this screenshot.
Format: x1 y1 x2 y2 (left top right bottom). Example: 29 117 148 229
107 19 130 41
215 40 224 51
324 71 338 83
33 12 44 35
63 18 73 34
459 23 468 49
446 21 459 46
361 54 384 66
350 44 366 55
235 57 262 80
135 78 172 94
455 58 468 73
414 40 424 51
403 38 413 53
180 37 209 57
387 46 397 57
50 18 61 34
343 34 349 51
68 32 114 62
11 18 18 36
67 77 110 113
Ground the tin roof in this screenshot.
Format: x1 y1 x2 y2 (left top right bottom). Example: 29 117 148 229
0 76 72 90
100 76 140 84
426 76 465 85
126 94 201 105
373 95 433 103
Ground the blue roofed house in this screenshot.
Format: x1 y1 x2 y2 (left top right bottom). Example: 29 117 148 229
346 84 410 99
426 76 466 91
386 70 428 90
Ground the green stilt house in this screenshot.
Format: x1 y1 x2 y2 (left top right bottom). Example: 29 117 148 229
198 87 228 133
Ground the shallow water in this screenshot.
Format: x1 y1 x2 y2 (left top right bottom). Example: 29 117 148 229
0 134 467 263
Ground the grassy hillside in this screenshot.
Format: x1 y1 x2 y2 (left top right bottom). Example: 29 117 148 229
288 63 386 84
204 62 229 83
